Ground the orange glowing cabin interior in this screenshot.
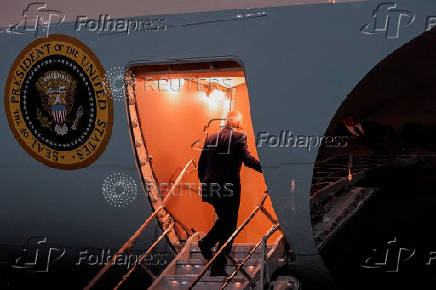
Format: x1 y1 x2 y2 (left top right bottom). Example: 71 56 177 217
129 60 282 245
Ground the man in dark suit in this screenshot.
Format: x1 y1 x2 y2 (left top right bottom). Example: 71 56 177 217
197 111 262 276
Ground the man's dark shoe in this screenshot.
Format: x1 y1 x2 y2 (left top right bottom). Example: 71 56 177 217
210 268 229 276
198 239 213 260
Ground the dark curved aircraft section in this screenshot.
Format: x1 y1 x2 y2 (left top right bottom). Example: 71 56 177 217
311 23 436 290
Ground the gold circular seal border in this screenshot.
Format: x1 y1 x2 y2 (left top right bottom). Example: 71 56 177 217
4 34 114 170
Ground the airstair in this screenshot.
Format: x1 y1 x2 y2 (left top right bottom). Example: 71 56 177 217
84 159 300 289
149 231 291 289
310 153 431 249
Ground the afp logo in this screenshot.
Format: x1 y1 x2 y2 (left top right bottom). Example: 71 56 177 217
361 2 415 39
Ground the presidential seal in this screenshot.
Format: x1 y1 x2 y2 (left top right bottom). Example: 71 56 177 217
4 34 113 169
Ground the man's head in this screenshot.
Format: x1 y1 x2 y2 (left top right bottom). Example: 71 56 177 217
226 111 243 128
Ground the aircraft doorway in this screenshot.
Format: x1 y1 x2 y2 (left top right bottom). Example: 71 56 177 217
126 59 282 249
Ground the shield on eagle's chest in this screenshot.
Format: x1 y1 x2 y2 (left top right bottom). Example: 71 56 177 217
51 104 67 124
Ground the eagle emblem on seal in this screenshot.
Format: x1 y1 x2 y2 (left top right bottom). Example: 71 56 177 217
35 70 83 136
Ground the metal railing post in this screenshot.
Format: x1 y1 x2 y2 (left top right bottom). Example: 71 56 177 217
114 224 174 289
188 193 268 289
220 223 279 290
259 237 266 289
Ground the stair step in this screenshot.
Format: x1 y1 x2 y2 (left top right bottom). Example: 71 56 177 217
191 244 272 253
190 251 264 260
161 274 248 290
190 250 265 260
190 244 271 260
176 258 259 275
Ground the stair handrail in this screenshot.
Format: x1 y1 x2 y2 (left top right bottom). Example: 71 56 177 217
188 191 271 289
113 221 174 289
220 223 280 290
84 159 194 290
